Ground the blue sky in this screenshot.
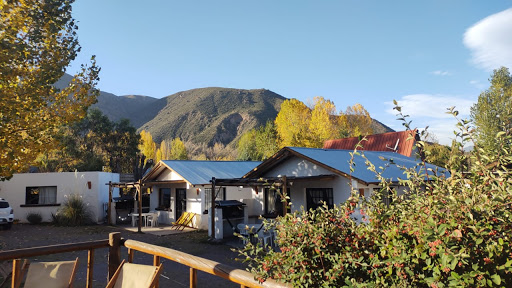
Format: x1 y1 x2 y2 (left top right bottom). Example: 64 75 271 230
69 1 512 145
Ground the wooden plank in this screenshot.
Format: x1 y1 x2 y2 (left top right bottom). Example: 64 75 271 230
123 239 291 288
0 240 109 261
87 249 94 288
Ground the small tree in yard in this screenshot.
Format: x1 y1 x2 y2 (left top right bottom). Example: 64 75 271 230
239 104 512 287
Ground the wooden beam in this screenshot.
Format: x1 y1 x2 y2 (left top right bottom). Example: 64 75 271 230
137 180 142 233
87 249 94 288
210 177 216 239
107 181 112 225
282 175 287 217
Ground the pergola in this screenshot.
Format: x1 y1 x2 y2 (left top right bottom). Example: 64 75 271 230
107 174 336 236
209 174 336 237
106 179 186 233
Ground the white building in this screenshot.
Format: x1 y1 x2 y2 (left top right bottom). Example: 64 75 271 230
0 172 119 223
140 160 261 230
216 147 449 221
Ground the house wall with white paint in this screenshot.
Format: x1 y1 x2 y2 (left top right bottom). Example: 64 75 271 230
0 172 119 223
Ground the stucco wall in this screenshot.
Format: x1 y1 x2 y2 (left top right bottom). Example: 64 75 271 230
0 172 119 223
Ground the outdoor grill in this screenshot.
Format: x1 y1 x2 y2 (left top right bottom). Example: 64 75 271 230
215 200 246 219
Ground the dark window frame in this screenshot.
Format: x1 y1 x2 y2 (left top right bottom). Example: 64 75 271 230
25 186 58 205
306 188 333 210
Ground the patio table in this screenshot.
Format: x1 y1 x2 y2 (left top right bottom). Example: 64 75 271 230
129 212 152 227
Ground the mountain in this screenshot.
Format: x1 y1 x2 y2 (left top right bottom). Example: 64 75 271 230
138 87 286 146
55 74 393 150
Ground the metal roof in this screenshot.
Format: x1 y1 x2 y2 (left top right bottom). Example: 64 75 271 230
285 147 448 184
159 160 261 185
323 130 417 157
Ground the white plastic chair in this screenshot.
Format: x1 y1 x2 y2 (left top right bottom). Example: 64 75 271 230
237 224 250 245
146 212 159 227
257 229 273 248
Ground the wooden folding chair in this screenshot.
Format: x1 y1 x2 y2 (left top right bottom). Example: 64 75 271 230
106 260 163 288
177 213 195 231
12 257 78 288
171 212 190 230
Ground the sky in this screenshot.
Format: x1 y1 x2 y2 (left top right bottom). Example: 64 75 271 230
69 1 512 145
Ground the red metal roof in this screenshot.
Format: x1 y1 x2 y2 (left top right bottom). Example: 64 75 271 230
323 130 417 157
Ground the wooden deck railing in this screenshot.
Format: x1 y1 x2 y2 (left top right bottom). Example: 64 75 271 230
0 232 290 288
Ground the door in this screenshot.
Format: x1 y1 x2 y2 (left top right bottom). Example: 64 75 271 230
175 188 187 219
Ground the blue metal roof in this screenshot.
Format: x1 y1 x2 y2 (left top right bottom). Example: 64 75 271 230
288 147 449 183
160 160 261 185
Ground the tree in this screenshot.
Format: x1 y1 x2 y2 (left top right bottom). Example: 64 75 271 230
155 140 170 162
255 121 279 159
308 97 340 147
42 109 140 173
170 138 188 160
237 121 279 161
470 67 512 152
340 103 374 137
0 0 100 180
138 130 157 163
237 129 259 161
275 99 311 147
107 118 140 173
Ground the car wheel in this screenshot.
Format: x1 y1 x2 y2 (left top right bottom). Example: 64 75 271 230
6 223 12 230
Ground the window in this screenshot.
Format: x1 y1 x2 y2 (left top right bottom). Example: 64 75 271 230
204 187 226 214
264 188 290 216
306 188 333 210
374 187 395 206
159 188 171 210
25 186 57 205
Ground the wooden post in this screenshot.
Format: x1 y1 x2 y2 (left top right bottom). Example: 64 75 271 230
210 177 216 239
154 255 160 288
108 232 121 280
12 259 22 288
128 248 134 263
190 268 197 288
87 249 94 288
282 175 287 216
137 180 143 233
108 181 112 225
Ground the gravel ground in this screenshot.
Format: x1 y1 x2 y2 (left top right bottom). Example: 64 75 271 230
0 224 248 288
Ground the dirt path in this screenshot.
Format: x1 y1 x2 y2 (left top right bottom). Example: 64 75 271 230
0 224 248 288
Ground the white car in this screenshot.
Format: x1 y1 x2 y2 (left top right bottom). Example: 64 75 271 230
0 198 14 229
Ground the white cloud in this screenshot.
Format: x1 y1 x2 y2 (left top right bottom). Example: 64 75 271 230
386 94 475 119
385 94 476 145
464 8 512 70
430 70 451 76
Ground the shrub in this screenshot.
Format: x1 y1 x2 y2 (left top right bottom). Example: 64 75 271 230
54 194 92 226
26 212 42 224
239 107 512 287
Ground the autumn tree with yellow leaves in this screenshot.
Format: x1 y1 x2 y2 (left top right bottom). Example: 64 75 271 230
0 0 100 180
138 130 157 163
274 97 373 149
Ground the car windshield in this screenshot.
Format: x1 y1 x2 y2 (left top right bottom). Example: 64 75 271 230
0 202 9 208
